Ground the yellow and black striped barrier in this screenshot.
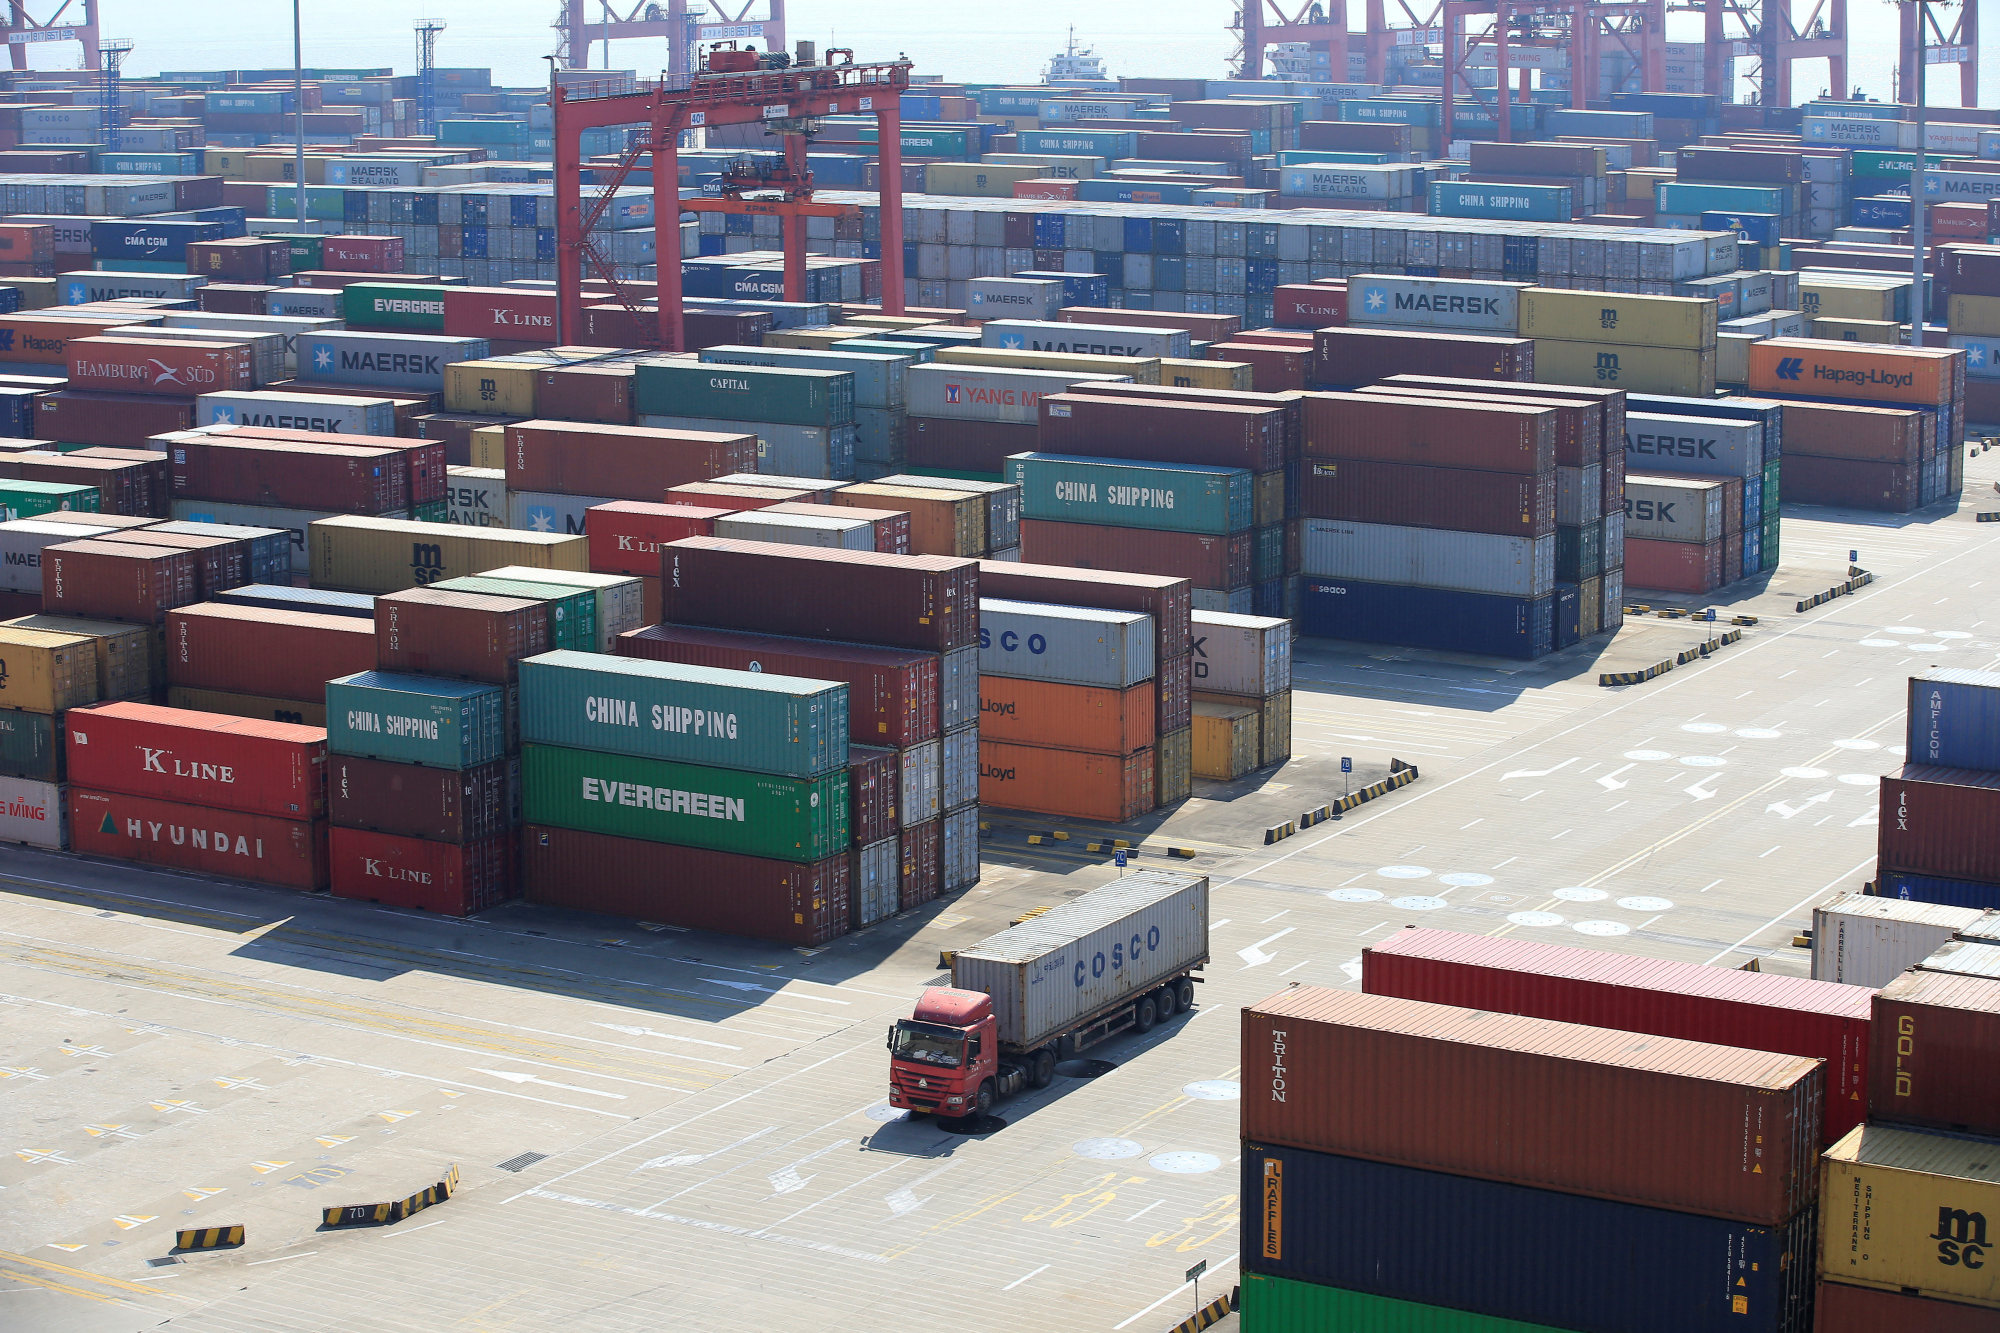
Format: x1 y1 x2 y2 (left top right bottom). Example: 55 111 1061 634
1605 628 1744 686
1273 762 1420 843
1979 511 2000 523
1600 658 1673 687
1168 1287 1239 1333
1263 819 1296 845
1796 569 1873 613
174 1225 243 1251
323 1164 460 1230
1732 615 1759 626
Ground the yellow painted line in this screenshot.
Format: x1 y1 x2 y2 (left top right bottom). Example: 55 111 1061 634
0 1267 133 1307
0 1249 195 1301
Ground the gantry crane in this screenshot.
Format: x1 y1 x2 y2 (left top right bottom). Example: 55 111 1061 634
2 0 101 70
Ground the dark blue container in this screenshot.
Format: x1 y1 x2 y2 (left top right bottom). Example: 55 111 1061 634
1907 668 2000 771
1298 577 1554 660
1703 210 1781 245
1243 1143 1814 1333
0 286 19 315
1153 257 1186 292
1881 872 2000 909
1154 219 1185 255
413 193 439 226
510 195 540 228
151 521 292 588
1013 270 1107 307
1554 582 1581 648
88 219 225 263
1850 195 1912 228
1032 213 1065 248
210 584 376 620
1123 217 1153 253
461 225 488 259
0 386 37 437
342 192 369 225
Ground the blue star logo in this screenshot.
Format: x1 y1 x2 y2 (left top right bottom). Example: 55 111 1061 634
313 346 333 372
1969 344 1987 369
64 282 85 304
999 335 1023 349
210 406 234 424
527 506 556 533
1363 288 1387 313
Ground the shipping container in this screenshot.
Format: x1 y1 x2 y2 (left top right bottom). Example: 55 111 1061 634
712 509 872 551
1300 519 1554 599
850 835 899 929
907 365 1128 424
940 724 976 813
0 773 64 848
834 483 982 557
43 539 197 624
1881 765 2000 883
869 473 1021 551
1190 610 1291 697
584 501 726 576
979 740 1153 822
198 389 396 437
1304 392 1555 473
66 336 255 398
978 560 1191 659
1869 968 2000 1137
1819 1124 2000 1309
1811 1281 2000 1333
1812 893 1991 988
1520 288 1718 348
978 599 1154 689
0 625 97 713
374 587 546 684
65 701 324 818
1297 457 1555 538
1018 520 1250 591
308 514 586 595
325 671 507 771
1191 701 1259 780
170 437 408 515
1748 339 1959 407
68 787 327 889
328 752 515 844
1238 1275 1578 1333
940 803 978 891
1313 327 1534 387
1004 453 1251 535
1625 475 1728 543
1908 668 2000 771
899 815 941 910
166 686 325 728
661 538 978 653
298 330 489 393
471 565 641 654
328 826 513 917
504 419 758 499
1299 576 1552 660
166 603 375 703
0 706 61 782
1776 401 1923 463
1039 392 1284 471
847 744 901 847
634 360 855 429
1363 926 1873 1143
977 676 1154 755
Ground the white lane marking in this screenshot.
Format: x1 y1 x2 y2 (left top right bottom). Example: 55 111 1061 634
247 1252 316 1266
1700 878 1723 893
1279 960 1312 976
1003 1264 1051 1291
1259 910 1290 924
1760 845 1782 858
1500 758 1576 782
1126 1200 1164 1222
1238 928 1295 968
595 1023 745 1053
474 1069 626 1100
1767 791 1833 819
1597 763 1635 791
1461 818 1483 829
1705 855 1878 966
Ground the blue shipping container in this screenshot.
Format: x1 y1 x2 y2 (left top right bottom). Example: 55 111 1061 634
1881 872 2000 909
1851 195 1913 228
1701 211 1782 245
1907 668 2000 770
1243 1143 1814 1333
88 219 226 263
1297 578 1554 660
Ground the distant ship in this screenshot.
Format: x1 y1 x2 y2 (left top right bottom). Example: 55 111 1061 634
1045 29 1109 84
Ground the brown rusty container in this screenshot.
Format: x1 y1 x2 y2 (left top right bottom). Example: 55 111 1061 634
905 415 1040 475
185 238 293 283
660 538 979 652
765 501 910 555
1768 402 1921 464
64 336 256 398
1868 968 2000 1138
1812 1280 2000 1332
662 481 809 510
374 587 547 683
413 411 513 464
221 426 448 506
536 363 636 424
1242 985 1822 1226
832 483 975 556
976 560 1193 660
44 539 197 623
166 603 377 702
167 437 408 514
1304 392 1557 474
1313 327 1534 386
1880 764 2000 881
1206 340 1310 392
848 743 902 846
1156 652 1192 734
1786 455 1922 512
520 824 849 945
1299 457 1557 537
1357 384 1603 467
328 752 517 843
1038 392 1285 471
505 419 758 498
113 529 251 597
1379 375 1626 455
1061 380 1308 461
899 816 941 910
0 450 166 515
1019 518 1250 591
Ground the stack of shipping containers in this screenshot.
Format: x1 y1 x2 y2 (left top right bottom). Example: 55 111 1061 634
1623 392 1780 586
633 360 859 481
1876 667 2000 911
0 619 101 847
1189 609 1292 780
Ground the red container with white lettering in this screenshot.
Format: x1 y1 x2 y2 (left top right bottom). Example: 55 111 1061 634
442 287 558 343
68 787 328 889
328 826 516 916
65 336 256 398
64 700 327 818
1274 282 1347 329
585 501 729 576
317 234 405 273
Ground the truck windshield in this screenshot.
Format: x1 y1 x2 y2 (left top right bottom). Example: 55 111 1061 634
891 1022 966 1067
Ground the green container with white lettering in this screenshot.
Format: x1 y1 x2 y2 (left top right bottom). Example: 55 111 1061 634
522 743 849 861
518 650 848 778
632 360 855 427
432 576 594 652
342 282 448 332
267 233 324 271
326 671 508 770
0 479 101 519
1005 452 1253 534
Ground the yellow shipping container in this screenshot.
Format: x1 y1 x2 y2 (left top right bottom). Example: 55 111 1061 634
1254 471 1285 527
4 614 154 700
1519 288 1717 349
444 359 539 415
845 315 938 331
1533 338 1717 397
763 326 885 350
1195 689 1292 767
468 424 507 470
1819 1123 2000 1309
922 162 1046 198
1191 701 1260 780
309 514 586 594
1949 293 2000 338
0 627 100 713
1801 277 1905 323
1161 357 1255 390
0 278 59 310
167 686 326 728
242 152 325 184
933 346 1163 385
1811 317 1905 345
202 149 251 176
980 152 1104 180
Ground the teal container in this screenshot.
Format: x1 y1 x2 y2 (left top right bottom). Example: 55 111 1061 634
1429 180 1572 222
1253 523 1286 582
0 707 61 781
1850 149 1958 181
100 153 203 175
1015 129 1138 160
521 743 849 862
326 671 507 770
1005 453 1253 534
1339 98 1439 127
632 360 855 427
432 576 594 653
518 650 848 778
0 480 101 519
342 282 448 332
266 185 349 222
829 338 935 364
857 125 973 157
1655 181 1790 216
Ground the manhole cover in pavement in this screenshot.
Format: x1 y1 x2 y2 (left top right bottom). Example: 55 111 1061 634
1182 1081 1240 1101
1389 895 1448 911
1074 1138 1144 1159
1149 1152 1222 1174
1438 873 1494 888
864 1104 909 1124
1681 722 1728 734
1327 888 1383 903
1617 897 1674 913
1377 865 1431 879
1735 728 1782 740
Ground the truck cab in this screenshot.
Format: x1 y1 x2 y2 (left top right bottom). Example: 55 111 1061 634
887 987 999 1117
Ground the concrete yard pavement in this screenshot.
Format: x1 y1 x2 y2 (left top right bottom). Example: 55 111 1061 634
1 453 1996 1331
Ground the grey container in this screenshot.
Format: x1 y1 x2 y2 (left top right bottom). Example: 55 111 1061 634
941 724 978 812
979 319 1191 359
264 288 345 319
480 565 645 654
298 330 491 392
169 497 393 576
939 643 978 733
1299 519 1557 599
1625 475 1727 543
506 489 608 538
1191 610 1291 696
1811 893 1995 988
1556 463 1604 526
699 344 909 409
714 510 874 551
949 869 1209 1051
518 649 848 779
636 413 856 481
852 408 906 466
872 473 1022 552
446 466 508 529
197 389 396 436
1345 274 1529 333
942 804 980 891
968 277 1064 322
0 518 121 592
980 598 1156 688
1625 412 1763 480
899 738 941 829
1916 939 2000 981
853 836 900 928
906 365 1129 423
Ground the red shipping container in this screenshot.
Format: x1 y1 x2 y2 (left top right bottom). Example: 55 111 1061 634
328 753 516 844
35 391 195 448
1013 179 1077 200
69 787 328 890
980 742 1153 822
1298 120 1411 153
0 451 164 515
978 560 1192 660
183 239 292 284
506 420 758 498
1313 327 1534 387
535 363 636 425
1299 458 1556 537
586 501 729 575
318 234 406 272
899 816 940 910
1869 969 2000 1139
64 701 326 818
1382 375 1625 461
329 827 514 917
660 538 979 652
1207 341 1310 392
1019 518 1250 590
375 587 548 683
166 603 378 702
1879 764 2000 883
521 824 849 945
661 481 810 510
1304 392 1556 474
1356 384 1602 467
905 415 1041 475
1063 381 1306 461
766 501 910 555
1783 454 1922 512
1038 393 1285 471
1273 282 1347 329
1243 986 1822 1225
199 284 281 315
222 426 446 506
1723 530 1743 581
620 623 941 746
168 437 408 514
0 314 141 365
1624 535 1723 593
114 530 250 597
1776 403 1924 464
442 287 557 343
1812 1279 2000 1332
0 222 52 265
45 539 197 623
1362 926 1874 1144
849 743 902 846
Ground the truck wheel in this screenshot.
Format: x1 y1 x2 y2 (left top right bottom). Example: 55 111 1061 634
973 1080 996 1118
1134 995 1158 1034
1175 978 1196 1013
1030 1049 1055 1089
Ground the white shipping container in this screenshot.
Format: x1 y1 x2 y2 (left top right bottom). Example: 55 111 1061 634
854 836 899 928
942 804 979 891
1278 165 1419 201
507 489 605 538
906 364 1130 423
1625 412 1763 480
1190 608 1291 697
899 738 942 829
967 277 1065 322
951 869 1209 1051
0 776 66 849
264 288 346 319
979 319 1190 359
1811 893 1995 987
1299 519 1556 598
445 465 507 528
1948 334 2000 379
941 724 978 813
197 390 395 436
1346 274 1528 333
479 565 643 653
713 510 873 550
1625 475 1727 543
1803 116 1917 148
978 598 1156 688
1191 586 1253 614
0 518 120 592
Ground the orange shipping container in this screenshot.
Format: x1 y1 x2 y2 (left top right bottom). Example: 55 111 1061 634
977 676 1156 754
979 740 1154 822
1745 338 1958 407
834 483 983 556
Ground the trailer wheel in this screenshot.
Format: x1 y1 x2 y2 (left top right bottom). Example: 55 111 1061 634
1133 995 1158 1034
1174 978 1196 1013
1030 1049 1055 1089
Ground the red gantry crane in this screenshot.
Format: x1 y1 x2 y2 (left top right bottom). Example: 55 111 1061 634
552 50 911 353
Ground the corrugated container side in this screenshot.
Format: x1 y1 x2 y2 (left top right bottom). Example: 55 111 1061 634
1300 520 1555 599
328 826 515 917
899 816 940 910
167 603 378 703
67 787 327 889
1868 969 2000 1138
1812 1280 2000 1333
1239 1274 1602 1333
1818 1124 2000 1309
978 559 1192 659
325 671 507 771
977 676 1156 754
978 598 1155 689
1811 894 1985 987
328 753 516 844
1879 765 2000 882
1297 457 1556 539
941 803 978 891
1017 520 1251 591
0 774 65 849
847 744 900 846
898 739 941 828
851 835 900 928
374 587 546 684
1190 610 1291 696
1907 669 2000 772
940 725 977 812
661 538 979 653
979 741 1153 822
64 701 325 818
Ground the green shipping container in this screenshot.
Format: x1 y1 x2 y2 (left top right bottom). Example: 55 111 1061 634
326 671 507 770
0 707 61 781
343 282 448 332
1005 453 1253 534
1761 512 1780 571
1762 458 1781 515
267 185 349 222
268 233 324 271
1253 522 1286 582
518 650 848 778
432 576 595 653
1239 1273 1571 1332
0 480 101 519
522 743 849 862
1850 149 1959 180
632 360 855 428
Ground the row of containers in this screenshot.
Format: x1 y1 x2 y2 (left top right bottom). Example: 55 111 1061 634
1873 665 2000 914
1237 923 2000 1332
